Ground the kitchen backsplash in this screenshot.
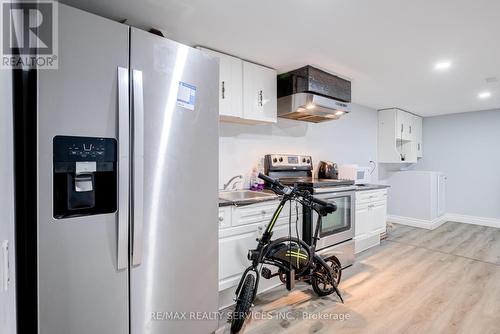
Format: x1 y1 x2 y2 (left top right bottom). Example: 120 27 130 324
219 103 379 189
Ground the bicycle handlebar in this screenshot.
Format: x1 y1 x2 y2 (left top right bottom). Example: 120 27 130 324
258 173 282 188
258 173 336 214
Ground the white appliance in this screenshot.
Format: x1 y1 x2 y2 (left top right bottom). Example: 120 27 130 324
387 171 446 221
9 4 219 334
338 165 371 185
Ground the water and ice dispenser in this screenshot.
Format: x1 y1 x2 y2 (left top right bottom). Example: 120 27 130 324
53 136 117 218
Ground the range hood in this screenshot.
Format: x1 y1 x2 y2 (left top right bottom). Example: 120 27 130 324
277 66 351 123
277 93 350 123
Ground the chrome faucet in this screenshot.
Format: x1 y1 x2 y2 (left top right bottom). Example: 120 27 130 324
223 175 243 190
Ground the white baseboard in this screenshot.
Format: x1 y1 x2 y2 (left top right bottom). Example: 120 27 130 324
444 213 500 229
387 215 446 230
387 213 500 230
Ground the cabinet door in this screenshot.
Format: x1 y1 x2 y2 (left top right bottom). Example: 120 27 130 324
243 61 277 123
271 219 298 239
219 219 297 290
395 110 406 140
413 115 423 158
406 112 414 141
219 227 258 285
197 47 243 118
371 200 387 232
218 207 231 229
355 203 370 238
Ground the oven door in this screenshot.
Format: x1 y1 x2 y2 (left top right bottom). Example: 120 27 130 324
312 191 355 250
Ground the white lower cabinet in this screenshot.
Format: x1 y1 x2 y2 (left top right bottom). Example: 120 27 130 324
218 201 301 309
354 189 387 254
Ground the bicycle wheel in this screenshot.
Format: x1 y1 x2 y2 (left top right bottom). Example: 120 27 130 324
311 256 342 297
230 274 255 333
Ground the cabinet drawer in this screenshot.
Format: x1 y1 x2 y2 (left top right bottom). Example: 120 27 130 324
232 200 301 227
218 207 231 229
356 189 387 204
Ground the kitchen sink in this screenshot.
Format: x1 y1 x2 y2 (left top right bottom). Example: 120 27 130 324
219 190 276 203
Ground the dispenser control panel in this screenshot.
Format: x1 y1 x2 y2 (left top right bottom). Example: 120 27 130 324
53 136 116 162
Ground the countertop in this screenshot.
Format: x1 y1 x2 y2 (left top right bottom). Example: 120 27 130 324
219 184 390 207
218 190 278 207
354 184 391 192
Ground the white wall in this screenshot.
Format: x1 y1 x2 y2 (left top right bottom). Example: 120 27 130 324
415 109 500 219
219 103 378 189
0 69 16 333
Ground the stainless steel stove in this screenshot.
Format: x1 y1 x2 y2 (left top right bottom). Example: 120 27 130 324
264 154 355 268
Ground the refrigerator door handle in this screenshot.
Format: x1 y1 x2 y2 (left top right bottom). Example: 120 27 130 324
132 69 144 266
117 67 130 270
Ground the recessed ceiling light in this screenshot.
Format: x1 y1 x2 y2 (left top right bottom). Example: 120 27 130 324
434 61 452 71
306 104 316 110
478 91 491 99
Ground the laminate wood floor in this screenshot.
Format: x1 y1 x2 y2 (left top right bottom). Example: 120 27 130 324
217 222 500 334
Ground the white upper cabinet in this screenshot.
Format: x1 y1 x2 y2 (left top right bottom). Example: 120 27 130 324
242 61 277 123
196 47 243 120
395 109 415 141
412 114 423 158
378 108 423 163
196 47 277 124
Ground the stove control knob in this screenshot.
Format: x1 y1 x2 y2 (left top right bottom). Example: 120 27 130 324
306 159 310 164
279 157 283 162
273 157 277 163
302 158 306 163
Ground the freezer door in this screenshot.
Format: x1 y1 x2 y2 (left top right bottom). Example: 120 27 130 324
37 5 129 334
129 28 219 334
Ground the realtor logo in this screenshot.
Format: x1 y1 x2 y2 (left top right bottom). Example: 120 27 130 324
1 0 58 69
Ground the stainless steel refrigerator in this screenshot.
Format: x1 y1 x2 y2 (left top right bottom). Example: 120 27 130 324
14 4 219 334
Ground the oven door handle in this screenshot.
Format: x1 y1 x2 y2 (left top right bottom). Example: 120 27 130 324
313 192 355 201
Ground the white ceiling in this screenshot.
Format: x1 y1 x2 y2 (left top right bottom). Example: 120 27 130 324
61 0 500 117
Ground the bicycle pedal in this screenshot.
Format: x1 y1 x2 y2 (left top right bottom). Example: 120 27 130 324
261 267 272 279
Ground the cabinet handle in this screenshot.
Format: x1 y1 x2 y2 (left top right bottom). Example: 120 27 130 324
409 126 412 134
401 124 403 133
418 143 421 151
258 226 263 231
218 216 224 222
261 210 266 215
258 90 263 107
221 81 225 99
1 241 9 292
